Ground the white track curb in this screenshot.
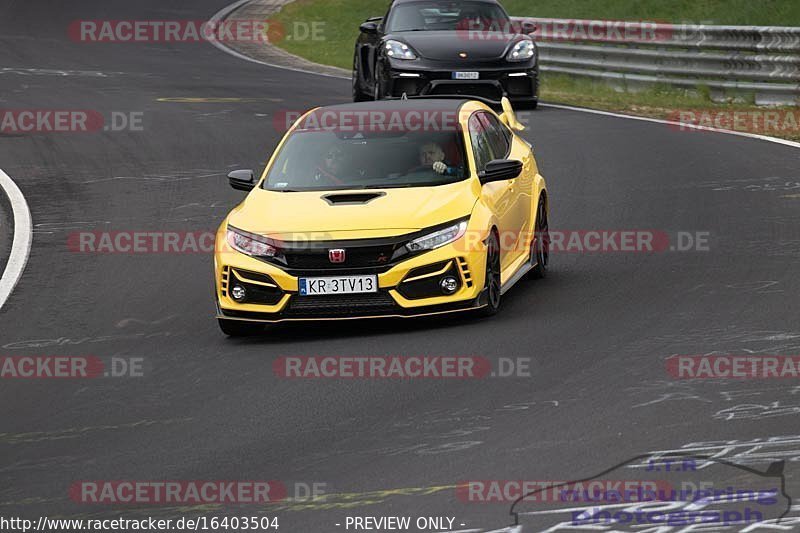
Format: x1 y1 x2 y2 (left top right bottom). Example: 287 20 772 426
0 169 32 311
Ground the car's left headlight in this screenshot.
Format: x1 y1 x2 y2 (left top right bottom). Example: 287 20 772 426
226 226 279 258
385 40 418 60
506 39 535 62
406 220 468 253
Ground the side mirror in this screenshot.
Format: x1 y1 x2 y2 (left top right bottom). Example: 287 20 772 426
360 21 379 34
480 159 523 184
228 169 255 191
520 19 537 34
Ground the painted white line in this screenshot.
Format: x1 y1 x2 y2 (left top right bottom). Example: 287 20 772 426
209 0 800 152
0 168 33 311
539 103 800 150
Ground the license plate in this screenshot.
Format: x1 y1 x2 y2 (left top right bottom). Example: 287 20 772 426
299 275 377 296
453 71 479 80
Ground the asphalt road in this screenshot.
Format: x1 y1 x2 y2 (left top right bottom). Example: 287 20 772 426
1 1 800 531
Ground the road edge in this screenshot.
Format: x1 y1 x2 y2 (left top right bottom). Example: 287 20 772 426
0 168 32 312
210 0 800 151
207 0 349 79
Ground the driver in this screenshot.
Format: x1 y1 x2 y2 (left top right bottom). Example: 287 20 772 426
418 142 458 176
314 145 346 185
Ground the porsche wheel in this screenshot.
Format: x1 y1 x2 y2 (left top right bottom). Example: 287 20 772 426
529 198 549 279
478 231 502 317
218 318 262 337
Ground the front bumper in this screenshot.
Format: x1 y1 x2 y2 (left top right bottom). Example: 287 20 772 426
385 65 538 105
215 236 489 323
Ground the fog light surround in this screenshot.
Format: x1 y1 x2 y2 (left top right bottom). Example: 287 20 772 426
440 276 459 295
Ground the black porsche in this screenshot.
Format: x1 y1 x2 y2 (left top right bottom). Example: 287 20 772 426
353 0 539 108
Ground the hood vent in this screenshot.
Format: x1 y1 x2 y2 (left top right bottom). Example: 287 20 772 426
322 192 386 205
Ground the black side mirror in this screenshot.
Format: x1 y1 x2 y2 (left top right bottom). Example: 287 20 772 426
360 21 379 34
519 19 537 34
479 159 523 184
228 169 255 191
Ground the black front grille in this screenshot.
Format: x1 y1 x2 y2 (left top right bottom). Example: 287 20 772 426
284 292 399 317
392 78 424 97
256 220 467 274
426 81 504 101
284 244 400 271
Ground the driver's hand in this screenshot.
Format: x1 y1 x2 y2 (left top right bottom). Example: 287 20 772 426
433 161 447 175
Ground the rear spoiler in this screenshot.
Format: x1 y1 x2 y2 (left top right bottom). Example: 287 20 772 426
499 97 525 132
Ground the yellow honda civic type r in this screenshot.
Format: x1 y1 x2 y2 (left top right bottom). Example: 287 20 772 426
214 97 549 336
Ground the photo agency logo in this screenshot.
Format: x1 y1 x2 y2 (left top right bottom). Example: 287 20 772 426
503 450 792 531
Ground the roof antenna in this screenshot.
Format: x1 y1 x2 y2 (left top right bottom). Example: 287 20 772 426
401 92 408 100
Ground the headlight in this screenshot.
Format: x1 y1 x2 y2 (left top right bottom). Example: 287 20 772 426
406 221 468 253
506 39 535 62
385 40 417 60
227 226 278 257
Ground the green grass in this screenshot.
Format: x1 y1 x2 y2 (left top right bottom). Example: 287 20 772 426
272 1 800 140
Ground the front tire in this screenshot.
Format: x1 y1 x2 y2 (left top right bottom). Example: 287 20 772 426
352 55 371 102
478 231 502 317
218 318 263 337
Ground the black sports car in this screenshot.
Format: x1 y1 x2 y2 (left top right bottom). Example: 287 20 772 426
353 0 539 108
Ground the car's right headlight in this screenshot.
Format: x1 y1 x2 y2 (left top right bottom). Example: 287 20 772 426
406 220 468 253
226 226 279 258
385 40 418 60
506 39 535 62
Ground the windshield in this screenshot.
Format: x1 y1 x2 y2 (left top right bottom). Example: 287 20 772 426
386 1 511 32
262 128 468 192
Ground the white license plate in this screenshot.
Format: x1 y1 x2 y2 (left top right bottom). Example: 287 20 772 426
453 71 480 80
299 275 377 296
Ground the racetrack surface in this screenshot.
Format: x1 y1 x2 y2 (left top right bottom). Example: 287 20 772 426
1 1 800 531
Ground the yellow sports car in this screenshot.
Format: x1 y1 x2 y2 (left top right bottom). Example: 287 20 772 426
214 97 548 336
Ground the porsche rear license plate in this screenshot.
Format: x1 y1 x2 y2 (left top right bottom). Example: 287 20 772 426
299 275 378 296
453 71 479 80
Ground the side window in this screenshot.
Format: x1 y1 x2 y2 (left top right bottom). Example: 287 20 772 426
479 113 511 159
469 114 495 171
